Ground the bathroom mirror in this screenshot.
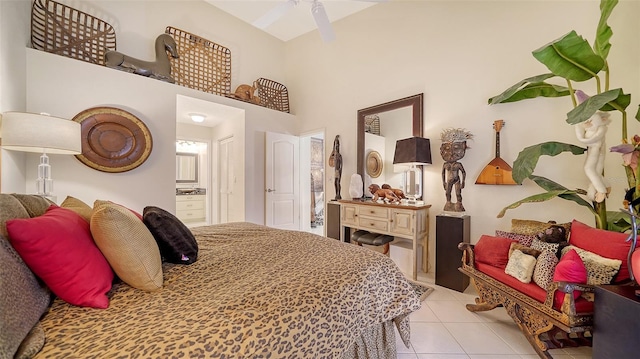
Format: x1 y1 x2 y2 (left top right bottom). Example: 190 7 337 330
176 152 199 183
357 93 424 196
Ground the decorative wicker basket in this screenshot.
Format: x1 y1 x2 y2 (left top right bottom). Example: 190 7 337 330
254 78 290 113
165 26 231 96
31 0 116 66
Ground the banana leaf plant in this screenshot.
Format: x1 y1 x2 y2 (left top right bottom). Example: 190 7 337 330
489 0 640 230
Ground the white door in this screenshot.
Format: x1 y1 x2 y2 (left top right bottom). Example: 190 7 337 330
219 136 233 223
265 132 300 230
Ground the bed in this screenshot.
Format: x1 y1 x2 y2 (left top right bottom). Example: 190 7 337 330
35 222 422 358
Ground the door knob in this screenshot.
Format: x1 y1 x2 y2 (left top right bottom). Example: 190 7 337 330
266 188 276 193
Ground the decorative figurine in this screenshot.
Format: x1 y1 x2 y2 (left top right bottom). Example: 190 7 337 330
368 184 400 203
382 184 406 200
441 128 473 212
575 112 611 203
105 34 179 83
329 135 342 200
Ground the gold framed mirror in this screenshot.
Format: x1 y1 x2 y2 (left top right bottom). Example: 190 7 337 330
356 93 424 196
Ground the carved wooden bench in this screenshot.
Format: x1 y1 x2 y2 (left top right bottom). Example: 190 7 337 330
457 219 632 359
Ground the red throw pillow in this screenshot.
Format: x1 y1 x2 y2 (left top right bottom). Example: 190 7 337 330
6 206 114 308
569 220 631 282
474 235 518 268
553 249 587 309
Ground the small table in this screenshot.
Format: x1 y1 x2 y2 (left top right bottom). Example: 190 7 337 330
593 285 640 359
338 200 430 280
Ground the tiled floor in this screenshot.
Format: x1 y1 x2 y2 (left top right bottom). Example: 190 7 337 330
398 274 593 359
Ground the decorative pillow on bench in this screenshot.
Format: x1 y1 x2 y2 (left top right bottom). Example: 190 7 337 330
568 220 631 282
561 245 621 285
505 249 538 283
474 235 518 268
495 230 536 247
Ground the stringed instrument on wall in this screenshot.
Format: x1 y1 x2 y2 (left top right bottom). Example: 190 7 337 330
475 120 519 185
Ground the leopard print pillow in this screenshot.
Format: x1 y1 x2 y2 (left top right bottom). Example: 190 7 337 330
533 250 559 290
495 230 536 247
531 238 560 254
561 245 622 285
511 219 571 239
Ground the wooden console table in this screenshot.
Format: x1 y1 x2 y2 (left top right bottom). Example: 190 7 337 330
339 200 430 280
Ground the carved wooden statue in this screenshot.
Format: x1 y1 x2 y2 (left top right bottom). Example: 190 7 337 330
105 34 179 83
441 128 473 212
328 135 342 200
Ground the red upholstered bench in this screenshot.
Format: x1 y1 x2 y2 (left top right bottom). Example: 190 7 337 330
458 219 631 359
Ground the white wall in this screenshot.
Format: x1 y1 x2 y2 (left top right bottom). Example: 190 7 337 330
285 1 640 268
0 0 31 193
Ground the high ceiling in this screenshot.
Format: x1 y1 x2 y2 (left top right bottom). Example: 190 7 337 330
204 0 382 42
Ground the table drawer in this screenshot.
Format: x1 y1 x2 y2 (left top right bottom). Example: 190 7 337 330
177 200 205 211
358 218 388 232
357 206 389 219
176 195 205 202
177 209 205 222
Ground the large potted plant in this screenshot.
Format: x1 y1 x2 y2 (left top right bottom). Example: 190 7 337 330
490 0 640 230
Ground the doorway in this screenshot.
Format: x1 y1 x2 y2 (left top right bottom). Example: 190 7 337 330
218 136 234 224
300 131 325 236
175 139 209 227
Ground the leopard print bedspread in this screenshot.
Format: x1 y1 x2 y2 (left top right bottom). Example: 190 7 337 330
36 222 421 358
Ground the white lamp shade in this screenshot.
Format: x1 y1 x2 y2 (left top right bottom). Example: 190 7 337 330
1 112 81 155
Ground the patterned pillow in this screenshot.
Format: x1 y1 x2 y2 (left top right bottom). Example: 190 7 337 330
511 219 571 240
561 245 622 285
91 202 163 291
495 230 536 247
505 249 537 283
0 234 50 359
143 206 198 264
531 238 561 254
533 250 559 290
61 196 92 222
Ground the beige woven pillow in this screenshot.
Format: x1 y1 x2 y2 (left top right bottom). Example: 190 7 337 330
61 196 92 222
90 202 163 291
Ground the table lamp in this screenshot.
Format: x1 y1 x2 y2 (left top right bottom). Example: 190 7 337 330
393 137 432 203
1 112 81 196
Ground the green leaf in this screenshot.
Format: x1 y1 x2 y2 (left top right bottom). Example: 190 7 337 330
513 142 587 183
566 89 621 124
593 0 618 62
607 210 631 232
635 104 640 122
497 190 571 218
493 83 570 104
532 31 605 82
488 73 559 104
600 90 631 112
529 175 596 212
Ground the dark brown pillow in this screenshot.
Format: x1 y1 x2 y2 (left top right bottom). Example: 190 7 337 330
10 194 54 218
142 206 198 264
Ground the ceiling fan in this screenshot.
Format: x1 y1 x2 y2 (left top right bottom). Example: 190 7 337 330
253 0 386 42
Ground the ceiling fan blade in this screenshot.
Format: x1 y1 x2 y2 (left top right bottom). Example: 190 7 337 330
311 0 335 42
253 0 297 29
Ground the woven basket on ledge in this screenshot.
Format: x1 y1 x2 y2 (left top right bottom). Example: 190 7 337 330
254 78 290 113
31 0 116 66
165 26 231 96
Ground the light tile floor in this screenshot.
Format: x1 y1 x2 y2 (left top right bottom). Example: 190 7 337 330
398 273 593 359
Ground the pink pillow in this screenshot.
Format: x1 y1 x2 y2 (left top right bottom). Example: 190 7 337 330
6 206 113 308
553 249 587 309
569 220 631 282
474 235 518 269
